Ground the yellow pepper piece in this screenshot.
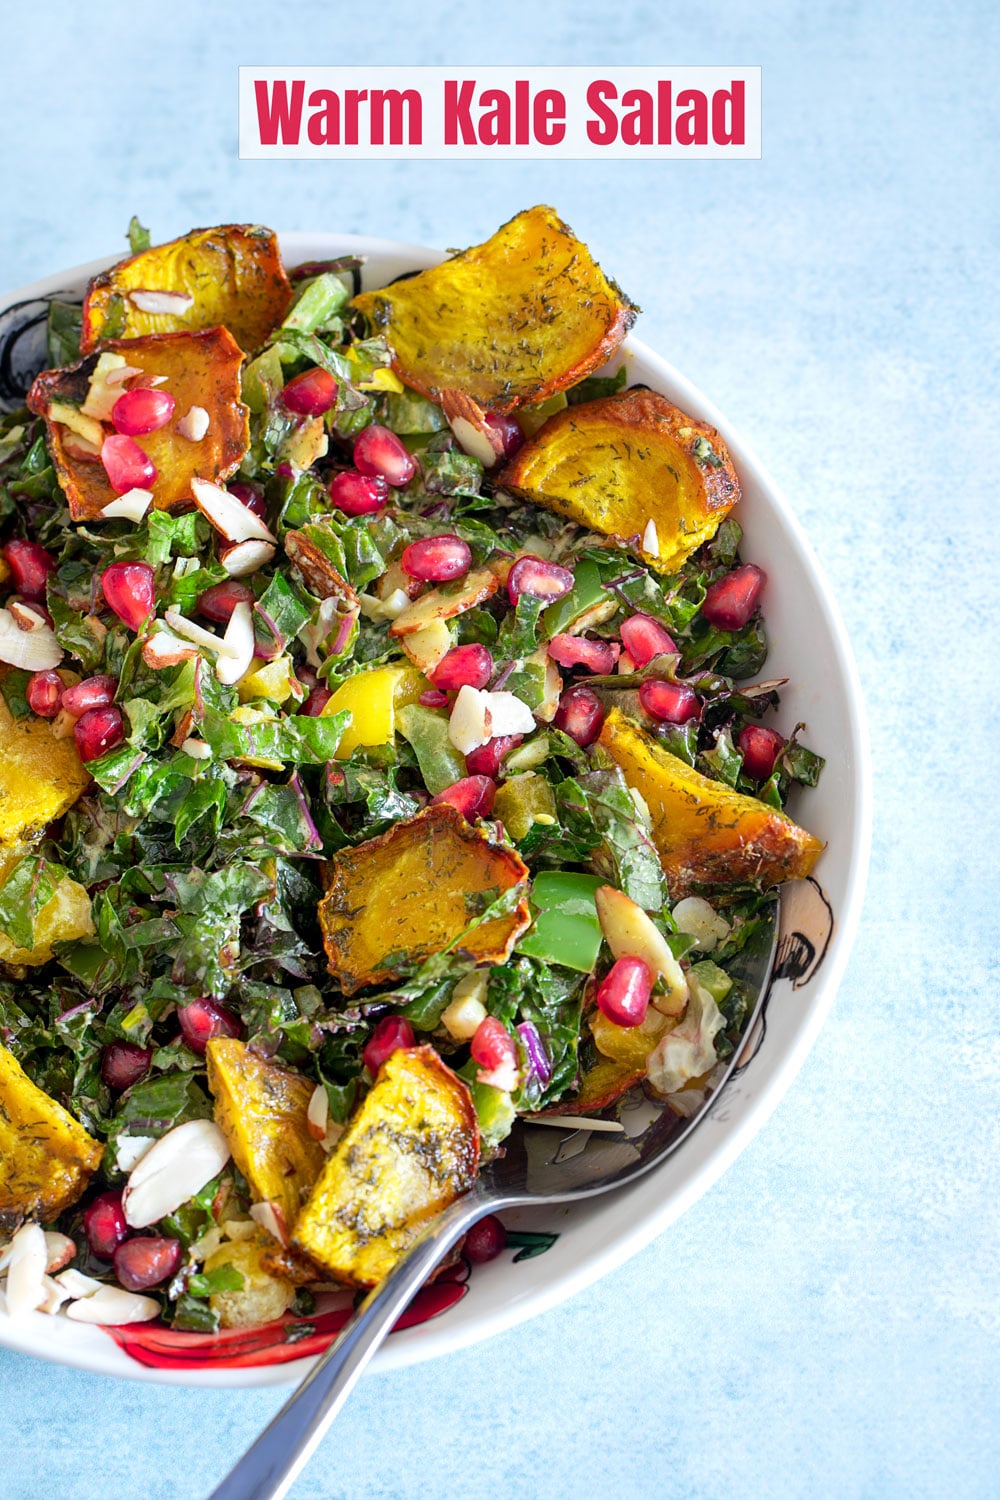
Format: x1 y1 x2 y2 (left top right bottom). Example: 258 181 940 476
589 1005 672 1070
321 664 427 759
237 655 298 705
492 772 557 841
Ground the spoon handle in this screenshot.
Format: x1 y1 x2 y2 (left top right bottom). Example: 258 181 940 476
208 1193 482 1500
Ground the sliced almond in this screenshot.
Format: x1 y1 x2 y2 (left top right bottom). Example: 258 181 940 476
163 607 241 659
180 737 213 760
43 1231 76 1274
128 289 194 315
440 389 504 467
191 477 276 545
642 518 659 555
595 885 688 1016
101 487 153 522
249 1199 290 1248
215 601 256 686
220 538 277 579
284 531 358 605
476 1059 520 1093
306 1084 329 1142
54 1268 107 1299
389 568 499 637
0 607 63 671
8 599 49 631
447 685 536 754
142 627 199 669
3 1223 48 1317
176 405 210 442
65 1285 160 1324
400 618 452 674
38 1275 73 1315
122 1118 231 1229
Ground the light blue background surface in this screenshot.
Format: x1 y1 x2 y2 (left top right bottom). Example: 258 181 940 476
1 3 996 1497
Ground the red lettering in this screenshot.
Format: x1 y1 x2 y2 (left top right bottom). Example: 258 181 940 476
254 79 304 147
307 89 339 146
444 79 476 145
586 80 619 144
344 89 368 147
675 88 708 147
515 80 530 146
479 88 509 146
369 89 422 146
535 89 566 145
712 82 745 145
621 87 653 147
657 81 672 144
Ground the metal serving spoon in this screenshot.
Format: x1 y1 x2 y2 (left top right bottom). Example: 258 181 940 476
209 898 777 1500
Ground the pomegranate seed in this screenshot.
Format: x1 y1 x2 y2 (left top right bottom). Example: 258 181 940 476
430 643 493 691
354 425 416 487
465 1214 507 1264
554 684 605 747
101 1041 153 1092
2 539 55 600
432 774 496 820
101 434 157 494
111 387 176 436
739 724 785 780
228 482 269 521
302 685 333 716
177 998 243 1055
101 561 155 631
419 688 450 708
26 669 63 718
464 734 522 778
113 1235 183 1291
507 555 574 604
328 470 389 517
282 366 338 416
547 635 619 674
484 412 524 459
73 705 125 762
83 1191 129 1260
639 679 701 724
61 674 117 717
701 564 766 630
596 956 653 1027
470 1016 517 1072
401 535 472 583
619 614 678 668
363 1016 415 1075
197 579 255 624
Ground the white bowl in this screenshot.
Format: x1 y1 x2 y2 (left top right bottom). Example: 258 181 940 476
0 231 871 1385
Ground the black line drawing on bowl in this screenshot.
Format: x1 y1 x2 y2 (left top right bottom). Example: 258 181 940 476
732 877 834 1076
0 293 71 409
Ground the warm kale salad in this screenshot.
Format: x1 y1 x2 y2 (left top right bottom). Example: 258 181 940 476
0 209 823 1332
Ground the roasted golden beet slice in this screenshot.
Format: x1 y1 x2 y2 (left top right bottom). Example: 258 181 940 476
0 853 93 966
352 205 636 412
544 1057 646 1115
27 328 249 521
0 1044 103 1220
205 1039 327 1234
599 708 824 897
319 803 530 994
292 1045 478 1287
0 694 90 846
500 389 740 574
80 224 292 354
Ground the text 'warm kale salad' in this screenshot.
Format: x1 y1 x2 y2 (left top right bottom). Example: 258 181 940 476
0 208 823 1333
